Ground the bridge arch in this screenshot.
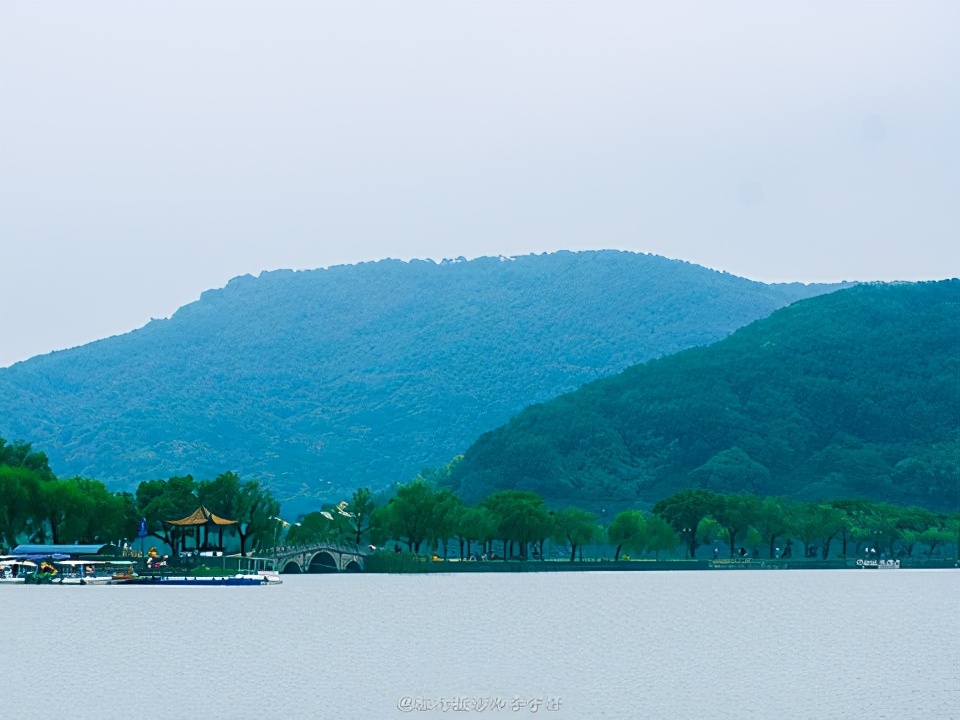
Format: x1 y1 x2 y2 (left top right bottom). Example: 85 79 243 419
344 560 362 572
281 561 302 574
308 551 338 573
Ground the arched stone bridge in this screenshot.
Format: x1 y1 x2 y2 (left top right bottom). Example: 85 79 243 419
263 543 368 574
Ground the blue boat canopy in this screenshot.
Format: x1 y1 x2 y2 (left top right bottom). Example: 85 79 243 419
11 544 117 558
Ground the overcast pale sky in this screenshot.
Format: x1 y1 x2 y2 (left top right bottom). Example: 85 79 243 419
0 1 957 367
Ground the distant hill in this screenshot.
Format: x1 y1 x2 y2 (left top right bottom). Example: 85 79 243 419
0 250 842 510
448 281 960 512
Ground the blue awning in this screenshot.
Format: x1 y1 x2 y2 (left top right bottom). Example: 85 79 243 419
11 544 116 557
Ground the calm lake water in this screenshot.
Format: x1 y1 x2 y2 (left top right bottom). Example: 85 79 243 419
1 570 958 720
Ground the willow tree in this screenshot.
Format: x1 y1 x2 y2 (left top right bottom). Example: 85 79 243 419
551 507 596 562
235 479 280 556
607 510 648 561
645 514 679 560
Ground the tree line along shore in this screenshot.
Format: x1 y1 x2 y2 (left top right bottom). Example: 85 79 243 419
3 438 957 569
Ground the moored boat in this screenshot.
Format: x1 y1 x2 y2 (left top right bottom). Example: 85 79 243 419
55 560 116 585
116 572 281 586
23 560 60 584
0 558 35 584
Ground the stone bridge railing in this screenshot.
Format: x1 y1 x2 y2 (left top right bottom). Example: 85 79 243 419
248 542 369 573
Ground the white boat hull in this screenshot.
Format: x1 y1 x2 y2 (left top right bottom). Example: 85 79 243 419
58 576 115 585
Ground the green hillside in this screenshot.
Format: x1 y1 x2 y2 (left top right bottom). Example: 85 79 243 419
0 250 840 510
448 281 960 512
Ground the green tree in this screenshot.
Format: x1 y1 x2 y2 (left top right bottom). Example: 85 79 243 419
369 502 397 547
285 496 373 550
61 478 135 544
482 490 548 560
790 503 846 559
754 497 791 559
828 499 876 558
653 489 722 559
645 514 679 560
950 513 960 560
711 493 761 557
137 475 198 549
0 465 35 549
919 524 953 557
456 506 496 559
197 471 242 519
286 512 333 545
551 507 596 562
746 527 763 555
430 490 463 559
868 503 905 556
384 478 438 553
235 479 280 556
698 516 726 554
894 506 938 557
38 479 92 545
346 487 377 547
607 510 648 561
196 471 244 548
0 437 54 479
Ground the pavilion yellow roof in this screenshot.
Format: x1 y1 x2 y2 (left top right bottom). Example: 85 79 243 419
166 506 237 526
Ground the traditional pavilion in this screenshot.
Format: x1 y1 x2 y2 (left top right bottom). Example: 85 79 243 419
164 506 237 554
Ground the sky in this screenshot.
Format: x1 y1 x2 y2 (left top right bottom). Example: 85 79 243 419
1 1 958 368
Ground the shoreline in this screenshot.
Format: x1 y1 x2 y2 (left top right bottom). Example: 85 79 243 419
359 556 960 574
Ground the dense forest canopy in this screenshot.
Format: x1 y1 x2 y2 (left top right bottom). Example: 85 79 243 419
5 440 956 566
448 281 960 512
0 250 840 510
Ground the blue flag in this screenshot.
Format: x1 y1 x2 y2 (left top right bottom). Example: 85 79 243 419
138 518 148 538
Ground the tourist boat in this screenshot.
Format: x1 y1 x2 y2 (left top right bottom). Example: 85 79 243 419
55 560 144 584
10 559 141 585
252 570 282 585
54 560 117 585
111 560 137 581
0 559 35 584
23 560 61 584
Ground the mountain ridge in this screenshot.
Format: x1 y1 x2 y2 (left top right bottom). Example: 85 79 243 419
448 280 960 511
0 250 846 510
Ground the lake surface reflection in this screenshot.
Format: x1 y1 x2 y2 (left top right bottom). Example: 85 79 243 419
2 570 958 719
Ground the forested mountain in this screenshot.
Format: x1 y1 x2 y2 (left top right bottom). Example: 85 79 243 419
448 281 960 512
0 250 840 509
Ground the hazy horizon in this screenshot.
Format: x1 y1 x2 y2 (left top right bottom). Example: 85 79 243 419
2 2 958 367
